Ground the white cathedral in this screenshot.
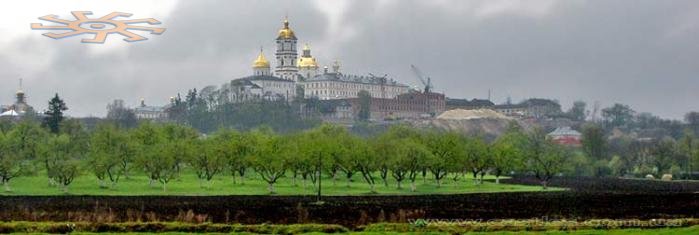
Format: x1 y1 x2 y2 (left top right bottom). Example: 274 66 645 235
222 18 409 103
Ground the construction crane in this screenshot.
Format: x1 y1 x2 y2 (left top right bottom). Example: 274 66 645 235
410 65 437 118
410 65 433 94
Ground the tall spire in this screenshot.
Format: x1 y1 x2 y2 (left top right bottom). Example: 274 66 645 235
16 78 24 96
15 77 26 105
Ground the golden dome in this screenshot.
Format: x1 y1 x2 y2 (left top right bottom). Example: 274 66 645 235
298 43 318 68
277 19 296 40
298 57 318 68
252 50 270 68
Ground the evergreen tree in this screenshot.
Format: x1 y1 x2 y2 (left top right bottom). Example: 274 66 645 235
686 111 699 135
601 103 635 130
581 123 608 176
357 90 371 121
43 94 68 134
566 101 587 121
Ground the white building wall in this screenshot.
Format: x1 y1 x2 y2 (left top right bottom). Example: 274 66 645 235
302 80 408 100
251 80 296 100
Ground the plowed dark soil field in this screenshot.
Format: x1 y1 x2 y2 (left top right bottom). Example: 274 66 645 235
1 190 697 227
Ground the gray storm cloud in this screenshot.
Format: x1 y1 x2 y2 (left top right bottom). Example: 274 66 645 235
0 0 697 119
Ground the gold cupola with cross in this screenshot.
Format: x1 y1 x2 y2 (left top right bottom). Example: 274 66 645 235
297 43 319 80
277 18 297 40
252 48 271 76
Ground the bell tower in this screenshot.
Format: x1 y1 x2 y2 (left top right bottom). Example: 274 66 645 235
275 17 299 82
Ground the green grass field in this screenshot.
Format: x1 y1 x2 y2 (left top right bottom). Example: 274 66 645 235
2 221 696 235
351 226 699 234
0 169 556 196
49 225 699 235
67 227 698 235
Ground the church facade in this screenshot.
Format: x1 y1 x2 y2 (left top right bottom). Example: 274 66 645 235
222 18 444 121
227 18 409 102
223 48 296 103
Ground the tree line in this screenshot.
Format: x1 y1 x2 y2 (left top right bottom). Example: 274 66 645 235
0 116 574 193
561 101 699 179
4 94 697 195
576 123 698 179
165 88 320 133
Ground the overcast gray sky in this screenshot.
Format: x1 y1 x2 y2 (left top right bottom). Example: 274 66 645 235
1 0 698 119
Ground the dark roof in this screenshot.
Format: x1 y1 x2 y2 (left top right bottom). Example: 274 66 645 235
471 99 494 106
319 99 352 107
493 103 527 109
521 98 560 107
134 106 164 112
493 98 560 109
229 79 262 89
446 98 494 107
307 72 408 87
235 75 294 83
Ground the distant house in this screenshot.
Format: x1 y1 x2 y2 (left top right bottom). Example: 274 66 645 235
492 103 528 117
446 98 494 110
134 99 168 120
311 99 354 122
548 126 582 146
520 98 562 118
222 75 296 103
492 98 562 118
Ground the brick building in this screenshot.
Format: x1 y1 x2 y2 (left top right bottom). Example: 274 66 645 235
348 91 446 121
